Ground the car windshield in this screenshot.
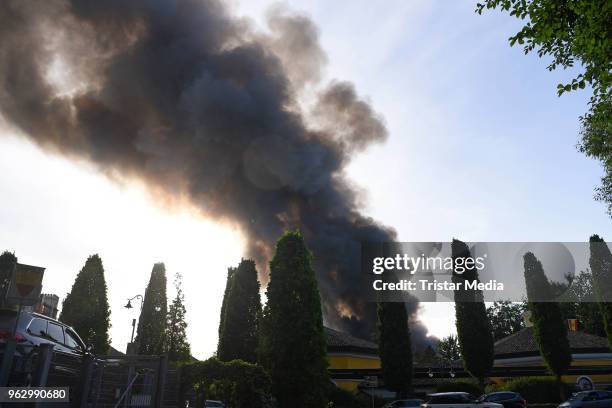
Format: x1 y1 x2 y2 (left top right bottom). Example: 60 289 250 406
398 401 421 407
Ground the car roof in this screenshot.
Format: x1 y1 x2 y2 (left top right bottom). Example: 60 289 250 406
24 312 79 334
428 392 470 396
486 391 517 395
29 312 60 323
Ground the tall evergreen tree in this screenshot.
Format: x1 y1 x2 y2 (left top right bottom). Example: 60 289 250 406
60 254 111 353
452 239 494 391
217 259 261 363
165 272 191 362
589 234 612 348
136 263 167 355
259 231 328 408
0 251 17 308
377 301 412 396
217 267 234 356
523 252 572 398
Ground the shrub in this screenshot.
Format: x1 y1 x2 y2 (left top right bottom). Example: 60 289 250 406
180 357 274 408
487 377 575 403
328 386 359 407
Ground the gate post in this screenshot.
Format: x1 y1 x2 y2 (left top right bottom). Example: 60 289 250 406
73 353 95 408
154 355 168 408
0 339 17 386
31 343 53 386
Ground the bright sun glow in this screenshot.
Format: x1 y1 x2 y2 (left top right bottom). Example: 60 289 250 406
0 132 245 359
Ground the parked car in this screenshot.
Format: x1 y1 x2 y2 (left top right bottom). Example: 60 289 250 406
422 392 504 408
558 391 612 408
0 310 91 385
383 399 423 407
204 401 225 408
478 392 526 408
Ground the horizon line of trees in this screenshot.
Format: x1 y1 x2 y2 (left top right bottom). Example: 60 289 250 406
0 251 191 361
1 231 610 404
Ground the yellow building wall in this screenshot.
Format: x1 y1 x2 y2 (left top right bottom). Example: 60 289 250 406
328 354 381 370
491 357 612 386
335 380 362 392
328 353 381 392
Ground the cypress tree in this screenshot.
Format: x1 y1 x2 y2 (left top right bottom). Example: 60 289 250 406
217 267 234 356
136 263 167 355
217 259 261 363
60 254 111 353
523 252 572 398
377 301 413 396
259 231 328 408
452 239 494 391
165 272 191 362
589 234 612 349
0 251 17 308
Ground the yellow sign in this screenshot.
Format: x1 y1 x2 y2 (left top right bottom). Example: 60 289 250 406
5 263 45 306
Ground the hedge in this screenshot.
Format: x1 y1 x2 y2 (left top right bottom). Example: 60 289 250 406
179 357 274 408
485 377 575 403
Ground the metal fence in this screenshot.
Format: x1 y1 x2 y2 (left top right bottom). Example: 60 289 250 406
0 343 180 408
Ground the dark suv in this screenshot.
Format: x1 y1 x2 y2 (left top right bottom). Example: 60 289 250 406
0 310 90 385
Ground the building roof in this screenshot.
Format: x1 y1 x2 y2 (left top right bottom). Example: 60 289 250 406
494 327 610 358
325 326 378 354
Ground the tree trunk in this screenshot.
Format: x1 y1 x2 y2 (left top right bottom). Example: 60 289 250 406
556 374 566 402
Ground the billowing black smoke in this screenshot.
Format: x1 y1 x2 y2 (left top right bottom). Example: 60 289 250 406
0 0 432 346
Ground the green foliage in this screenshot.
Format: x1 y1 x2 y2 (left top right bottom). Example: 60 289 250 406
486 376 575 403
487 301 527 341
475 0 611 100
476 0 612 216
59 254 111 353
436 380 481 394
558 269 606 337
165 272 190 362
136 263 167 355
523 252 572 392
217 259 262 363
579 101 611 216
180 357 273 408
377 301 413 394
259 231 329 408
217 268 234 355
0 251 17 308
589 234 612 348
437 334 461 363
452 240 494 390
327 386 362 408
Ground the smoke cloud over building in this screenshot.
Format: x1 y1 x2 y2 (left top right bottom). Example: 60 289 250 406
0 0 432 345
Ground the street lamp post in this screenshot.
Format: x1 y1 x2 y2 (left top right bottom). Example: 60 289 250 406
124 294 143 343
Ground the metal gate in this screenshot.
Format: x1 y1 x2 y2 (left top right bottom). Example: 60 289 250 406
87 354 172 408
1 343 180 408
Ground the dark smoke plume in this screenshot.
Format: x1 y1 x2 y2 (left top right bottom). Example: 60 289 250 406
0 0 432 345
